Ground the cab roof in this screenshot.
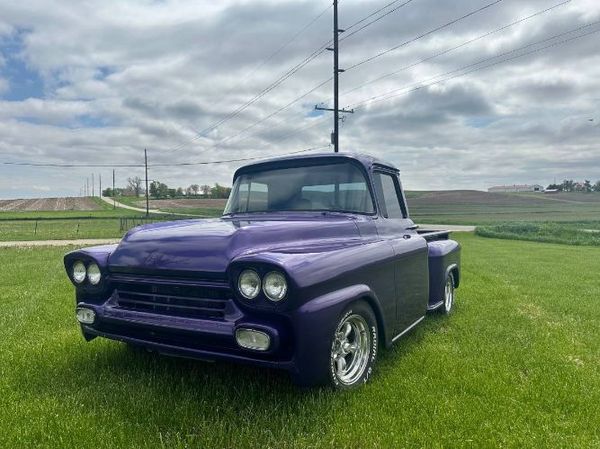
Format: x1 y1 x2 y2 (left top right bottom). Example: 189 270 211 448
233 152 398 180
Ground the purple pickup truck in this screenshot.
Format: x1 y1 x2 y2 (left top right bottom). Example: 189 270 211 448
65 153 460 389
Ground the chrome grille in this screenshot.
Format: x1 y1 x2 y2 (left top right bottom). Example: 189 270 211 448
113 277 230 320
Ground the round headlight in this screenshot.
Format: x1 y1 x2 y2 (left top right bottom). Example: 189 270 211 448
72 261 86 284
87 263 102 285
263 272 287 302
238 270 261 299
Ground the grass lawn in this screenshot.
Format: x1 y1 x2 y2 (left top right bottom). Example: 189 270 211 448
477 221 600 246
0 216 188 241
1 234 599 448
0 218 126 241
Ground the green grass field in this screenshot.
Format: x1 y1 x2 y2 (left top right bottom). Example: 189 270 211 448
114 196 225 217
1 233 598 448
3 191 600 242
0 198 144 220
0 199 193 241
409 191 600 225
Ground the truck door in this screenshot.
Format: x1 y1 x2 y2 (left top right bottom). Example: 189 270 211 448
372 170 429 333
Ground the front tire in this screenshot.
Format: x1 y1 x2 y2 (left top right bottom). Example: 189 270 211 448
329 301 378 390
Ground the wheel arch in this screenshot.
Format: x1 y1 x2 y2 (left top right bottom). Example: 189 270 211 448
446 263 460 288
358 294 387 348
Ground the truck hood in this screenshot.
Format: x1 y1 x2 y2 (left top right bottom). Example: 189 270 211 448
108 216 365 275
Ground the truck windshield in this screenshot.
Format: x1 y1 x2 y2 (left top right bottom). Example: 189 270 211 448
224 161 375 215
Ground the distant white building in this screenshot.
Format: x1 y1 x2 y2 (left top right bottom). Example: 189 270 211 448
488 184 544 193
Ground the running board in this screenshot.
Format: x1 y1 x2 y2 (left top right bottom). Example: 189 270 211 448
392 316 425 343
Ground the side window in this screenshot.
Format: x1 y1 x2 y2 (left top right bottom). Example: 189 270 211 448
374 172 406 219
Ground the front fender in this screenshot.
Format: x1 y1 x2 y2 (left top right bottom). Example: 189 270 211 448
64 244 118 303
288 284 385 384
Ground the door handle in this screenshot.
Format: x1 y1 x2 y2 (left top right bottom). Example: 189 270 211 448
403 234 411 240
406 224 419 230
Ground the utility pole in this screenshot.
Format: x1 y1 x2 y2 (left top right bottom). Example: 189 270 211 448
99 173 102 198
86 178 89 197
315 0 353 153
144 149 149 217
92 173 95 197
112 169 116 209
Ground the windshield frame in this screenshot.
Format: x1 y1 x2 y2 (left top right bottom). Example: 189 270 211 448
223 158 378 216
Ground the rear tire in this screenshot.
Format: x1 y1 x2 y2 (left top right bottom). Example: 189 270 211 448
441 272 455 315
328 301 378 390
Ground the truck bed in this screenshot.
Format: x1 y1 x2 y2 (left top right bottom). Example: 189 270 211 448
417 229 452 242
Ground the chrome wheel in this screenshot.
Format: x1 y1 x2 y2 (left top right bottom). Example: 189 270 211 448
331 314 371 386
444 274 455 314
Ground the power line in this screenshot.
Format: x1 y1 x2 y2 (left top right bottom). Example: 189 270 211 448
164 43 334 156
344 0 504 71
1 145 330 169
163 42 330 155
174 111 331 158
245 4 332 79
196 78 333 150
339 0 415 43
152 145 330 167
151 101 331 164
190 3 332 138
347 21 600 110
342 0 571 95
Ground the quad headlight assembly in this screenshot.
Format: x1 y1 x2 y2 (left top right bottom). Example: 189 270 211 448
70 260 103 286
237 269 288 302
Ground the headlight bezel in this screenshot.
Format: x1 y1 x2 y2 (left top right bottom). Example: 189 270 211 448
262 271 288 302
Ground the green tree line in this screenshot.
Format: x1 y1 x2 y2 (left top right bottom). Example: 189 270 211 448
102 177 231 199
546 179 600 192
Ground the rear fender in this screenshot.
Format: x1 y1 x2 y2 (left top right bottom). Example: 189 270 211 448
427 240 461 309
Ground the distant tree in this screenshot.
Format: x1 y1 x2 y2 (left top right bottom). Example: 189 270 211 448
594 181 600 192
546 183 563 191
176 187 184 196
561 179 574 192
159 183 169 198
186 184 200 196
167 188 177 198
210 183 231 199
149 181 160 199
200 184 211 196
150 181 169 199
102 188 113 197
583 180 592 193
127 176 143 197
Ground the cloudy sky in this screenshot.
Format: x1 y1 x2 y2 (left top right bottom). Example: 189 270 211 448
0 0 599 198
